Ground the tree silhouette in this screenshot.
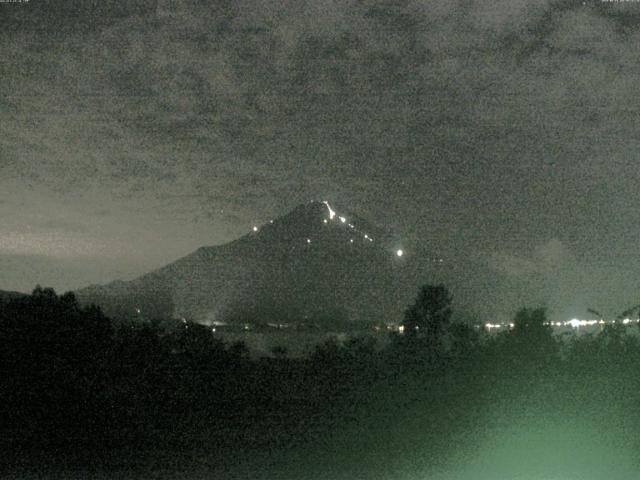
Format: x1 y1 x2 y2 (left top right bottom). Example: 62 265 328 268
513 307 549 338
402 284 452 342
505 307 559 364
271 345 288 359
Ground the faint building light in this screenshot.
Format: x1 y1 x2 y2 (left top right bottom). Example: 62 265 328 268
253 226 258 232
396 249 404 257
306 238 311 244
339 216 346 223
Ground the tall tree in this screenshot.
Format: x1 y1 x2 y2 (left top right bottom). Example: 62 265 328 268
513 307 550 339
402 284 452 348
506 307 559 364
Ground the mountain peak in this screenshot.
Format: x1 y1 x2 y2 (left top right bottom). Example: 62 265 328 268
271 200 338 224
76 200 410 325
247 200 380 247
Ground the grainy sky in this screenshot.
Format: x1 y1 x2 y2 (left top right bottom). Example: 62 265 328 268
2 0 640 321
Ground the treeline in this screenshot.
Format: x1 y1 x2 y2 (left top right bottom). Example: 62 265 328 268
2 285 640 478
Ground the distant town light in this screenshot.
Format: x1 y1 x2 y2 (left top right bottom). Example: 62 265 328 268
323 219 328 224
568 319 582 328
306 238 311 244
396 249 404 257
339 216 346 223
253 226 258 232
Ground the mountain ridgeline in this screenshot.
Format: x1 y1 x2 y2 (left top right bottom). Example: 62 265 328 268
0 290 26 303
76 201 412 327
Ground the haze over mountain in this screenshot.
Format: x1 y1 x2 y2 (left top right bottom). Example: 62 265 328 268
76 201 417 327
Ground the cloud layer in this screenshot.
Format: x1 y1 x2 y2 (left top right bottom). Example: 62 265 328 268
2 0 640 317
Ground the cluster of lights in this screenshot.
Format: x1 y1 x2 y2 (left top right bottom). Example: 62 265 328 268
563 318 639 327
266 322 290 329
247 201 404 259
481 318 640 331
484 323 515 330
322 201 381 247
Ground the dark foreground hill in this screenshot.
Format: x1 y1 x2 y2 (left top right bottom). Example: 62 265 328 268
0 290 26 302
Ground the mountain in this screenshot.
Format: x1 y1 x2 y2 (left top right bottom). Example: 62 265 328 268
76 201 413 326
0 290 27 303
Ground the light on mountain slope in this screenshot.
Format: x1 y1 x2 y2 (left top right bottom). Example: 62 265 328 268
322 201 336 220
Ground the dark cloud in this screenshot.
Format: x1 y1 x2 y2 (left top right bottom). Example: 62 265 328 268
2 0 640 319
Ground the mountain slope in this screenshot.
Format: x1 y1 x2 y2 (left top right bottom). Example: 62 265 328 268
76 201 411 326
0 290 27 303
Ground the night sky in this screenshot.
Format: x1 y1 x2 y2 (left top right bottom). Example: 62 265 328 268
3 0 640 322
